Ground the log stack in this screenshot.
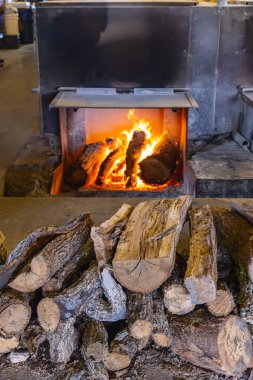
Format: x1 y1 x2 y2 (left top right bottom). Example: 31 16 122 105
0 197 252 379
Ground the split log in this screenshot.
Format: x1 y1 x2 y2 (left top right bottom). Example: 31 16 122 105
22 322 47 357
0 214 91 290
164 255 195 315
152 295 172 347
103 329 137 372
0 336 19 354
125 130 147 187
91 204 133 269
81 319 108 362
113 196 192 293
95 147 125 186
42 239 95 297
37 265 101 332
81 142 109 186
64 162 87 190
57 359 89 380
231 201 253 224
207 282 235 317
48 317 77 364
9 213 92 292
84 267 127 322
184 206 217 304
0 289 31 336
212 207 253 282
169 309 252 377
139 135 180 185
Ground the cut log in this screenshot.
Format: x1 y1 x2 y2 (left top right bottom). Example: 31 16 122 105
139 135 180 185
169 309 252 377
81 319 108 362
22 322 47 358
231 201 253 225
37 265 101 332
0 214 91 290
48 317 77 364
212 207 253 282
0 230 7 265
0 336 19 354
91 204 133 269
0 289 31 337
207 282 235 317
95 147 125 186
113 196 192 293
84 267 127 322
128 292 153 342
9 213 92 292
81 142 109 186
184 206 217 304
42 239 95 297
125 130 147 187
164 254 195 315
103 329 137 372
64 162 87 190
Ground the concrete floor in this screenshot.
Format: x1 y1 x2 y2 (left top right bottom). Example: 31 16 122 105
0 44 39 193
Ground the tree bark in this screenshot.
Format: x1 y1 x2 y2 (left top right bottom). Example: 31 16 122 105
48 317 77 364
57 359 89 380
169 309 252 377
125 130 147 187
184 206 217 304
9 213 92 292
128 292 153 342
80 142 109 186
139 135 180 185
21 322 47 358
230 201 253 225
42 239 95 297
95 147 125 186
113 196 192 293
207 282 235 317
91 204 133 269
81 319 108 363
164 255 195 315
0 289 31 337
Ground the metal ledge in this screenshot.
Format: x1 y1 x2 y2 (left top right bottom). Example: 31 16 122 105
49 88 198 109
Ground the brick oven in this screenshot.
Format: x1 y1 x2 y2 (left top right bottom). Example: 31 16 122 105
32 2 253 197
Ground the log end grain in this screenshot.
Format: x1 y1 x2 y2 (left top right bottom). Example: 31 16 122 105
103 353 131 372
0 303 31 336
153 333 171 348
184 275 216 305
0 336 19 353
129 320 152 340
37 298 60 333
207 287 235 317
164 284 196 315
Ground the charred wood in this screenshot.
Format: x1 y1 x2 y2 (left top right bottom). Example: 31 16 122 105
125 130 147 187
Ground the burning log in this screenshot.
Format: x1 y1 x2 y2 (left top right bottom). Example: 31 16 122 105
42 239 95 297
95 147 125 186
91 204 133 269
48 317 77 364
103 329 138 372
9 213 92 292
139 135 180 185
0 289 31 337
113 196 192 293
169 309 252 377
125 130 147 187
184 206 217 304
207 282 235 317
81 142 109 186
81 319 108 363
164 255 195 315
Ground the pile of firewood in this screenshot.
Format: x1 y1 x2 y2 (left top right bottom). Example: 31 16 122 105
64 133 180 190
0 197 253 379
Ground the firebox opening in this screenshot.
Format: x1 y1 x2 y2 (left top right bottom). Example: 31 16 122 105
51 106 187 195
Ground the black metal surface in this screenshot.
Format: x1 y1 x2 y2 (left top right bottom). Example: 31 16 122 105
35 4 253 136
